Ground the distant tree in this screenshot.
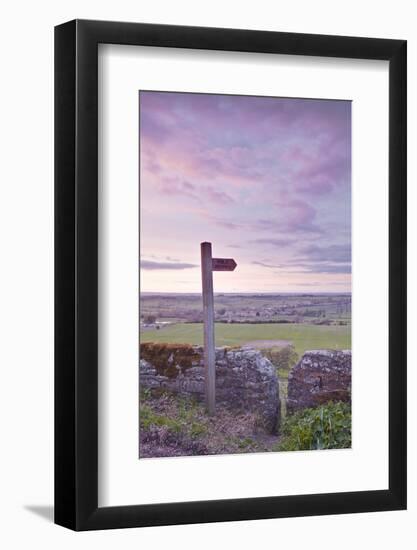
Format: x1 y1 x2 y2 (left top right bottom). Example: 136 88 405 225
217 308 226 316
256 311 260 317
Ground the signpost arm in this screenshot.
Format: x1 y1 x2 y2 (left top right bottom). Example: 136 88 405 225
201 242 216 415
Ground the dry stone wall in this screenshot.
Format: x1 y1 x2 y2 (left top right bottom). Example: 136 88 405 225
140 343 280 433
287 350 351 414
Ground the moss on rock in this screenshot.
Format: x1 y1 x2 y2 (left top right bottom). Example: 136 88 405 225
139 342 202 378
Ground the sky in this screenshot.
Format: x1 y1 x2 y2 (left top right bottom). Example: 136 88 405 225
140 91 351 293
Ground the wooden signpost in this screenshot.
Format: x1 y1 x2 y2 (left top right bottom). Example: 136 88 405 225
200 242 237 415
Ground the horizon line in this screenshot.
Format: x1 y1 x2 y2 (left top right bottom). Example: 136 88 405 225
140 290 352 295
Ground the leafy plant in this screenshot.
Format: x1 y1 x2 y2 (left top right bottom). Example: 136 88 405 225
276 402 351 452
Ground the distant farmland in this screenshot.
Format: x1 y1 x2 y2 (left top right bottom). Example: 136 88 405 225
140 292 352 325
140 322 351 356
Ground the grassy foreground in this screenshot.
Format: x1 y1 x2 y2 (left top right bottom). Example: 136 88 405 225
140 390 273 457
140 322 351 356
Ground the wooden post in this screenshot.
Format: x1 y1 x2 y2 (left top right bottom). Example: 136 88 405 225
201 242 216 415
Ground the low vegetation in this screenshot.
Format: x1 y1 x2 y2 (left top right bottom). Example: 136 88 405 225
139 390 352 457
276 402 352 452
139 390 274 457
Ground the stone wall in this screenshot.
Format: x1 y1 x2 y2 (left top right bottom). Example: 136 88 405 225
140 343 280 433
287 350 351 414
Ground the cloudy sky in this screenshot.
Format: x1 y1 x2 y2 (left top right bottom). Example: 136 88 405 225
140 91 351 293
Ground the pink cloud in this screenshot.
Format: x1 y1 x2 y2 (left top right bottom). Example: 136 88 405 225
139 91 351 285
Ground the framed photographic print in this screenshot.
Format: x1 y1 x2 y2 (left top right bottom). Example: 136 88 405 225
55 20 406 530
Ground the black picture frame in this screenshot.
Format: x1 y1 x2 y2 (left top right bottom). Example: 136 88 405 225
55 19 407 531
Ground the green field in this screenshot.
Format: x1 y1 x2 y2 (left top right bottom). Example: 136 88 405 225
140 323 351 356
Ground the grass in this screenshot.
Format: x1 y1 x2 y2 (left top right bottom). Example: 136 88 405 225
140 403 183 433
139 390 272 457
140 322 351 356
140 392 208 439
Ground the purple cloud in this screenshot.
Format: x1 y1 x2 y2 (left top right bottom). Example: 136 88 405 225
250 217 323 236
140 91 351 291
252 260 284 268
298 263 351 274
250 238 295 247
141 260 197 270
149 175 234 205
140 92 350 197
298 244 351 264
